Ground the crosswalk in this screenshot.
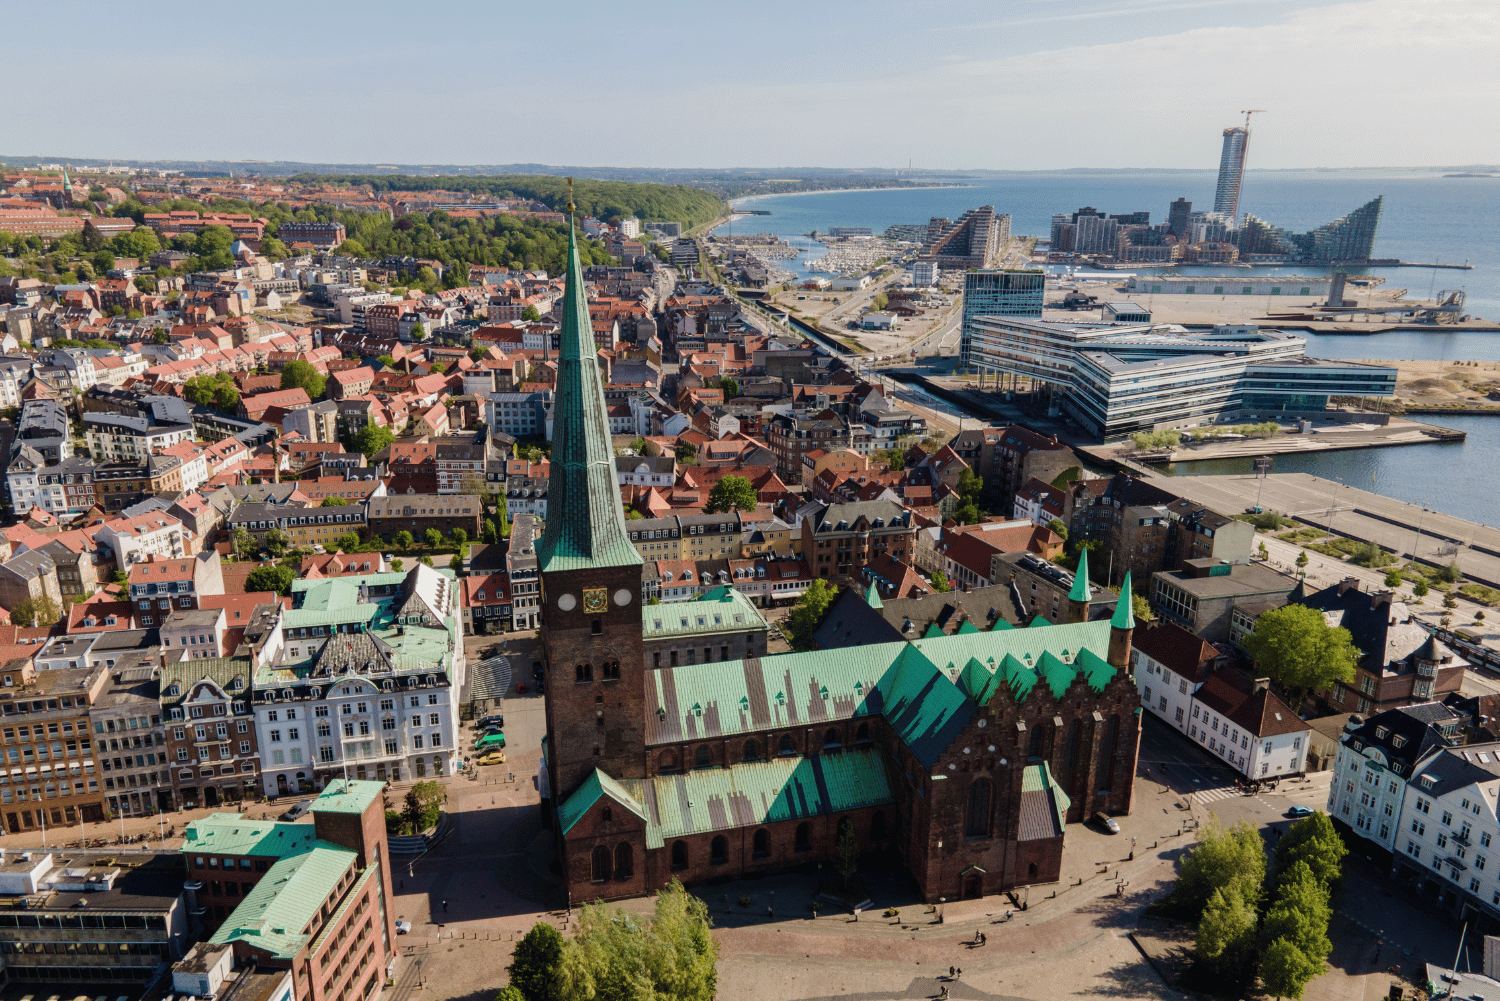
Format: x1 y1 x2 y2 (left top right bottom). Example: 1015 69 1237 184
1191 785 1248 804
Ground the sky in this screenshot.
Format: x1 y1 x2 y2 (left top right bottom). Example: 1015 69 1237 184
6 0 1496 170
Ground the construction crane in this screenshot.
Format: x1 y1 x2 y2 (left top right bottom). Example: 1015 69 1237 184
1240 109 1267 130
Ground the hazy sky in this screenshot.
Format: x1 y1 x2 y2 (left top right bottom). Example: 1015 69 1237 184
7 0 1495 170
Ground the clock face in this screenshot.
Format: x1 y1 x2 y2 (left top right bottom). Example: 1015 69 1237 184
583 588 608 614
556 594 577 612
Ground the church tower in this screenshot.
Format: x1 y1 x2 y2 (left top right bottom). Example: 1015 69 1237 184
538 184 647 800
1108 571 1136 669
1066 546 1092 624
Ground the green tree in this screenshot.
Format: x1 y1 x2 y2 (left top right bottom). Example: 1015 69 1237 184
395 530 414 550
1439 561 1463 584
676 441 696 464
871 292 888 311
232 525 254 558
1413 578 1430 597
559 881 717 1001
496 988 526 1001
1172 819 1266 916
956 467 983 505
354 423 395 458
1046 517 1068 542
1271 813 1346 890
193 224 235 270
507 922 565 1001
10 595 61 629
335 532 361 552
1261 866 1332 965
430 361 447 375
1243 604 1359 705
322 496 348 507
1132 592 1155 623
705 475 758 514
280 359 326 400
715 376 740 399
521 305 542 322
391 559 404 572
337 238 367 258
420 555 433 567
1295 551 1309 570
246 565 296 595
955 501 980 525
410 321 427 341
424 528 443 549
1258 936 1323 1001
1383 569 1403 588
259 236 290 261
1195 886 1257 978
931 571 952 593
263 527 290 557
451 527 468 547
786 578 836 652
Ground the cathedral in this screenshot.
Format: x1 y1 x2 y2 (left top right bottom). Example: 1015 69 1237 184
538 208 1142 904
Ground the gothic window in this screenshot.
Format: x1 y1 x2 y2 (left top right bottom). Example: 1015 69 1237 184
591 845 610 883
658 749 678 773
856 722 871 744
743 739 761 762
695 745 713 769
966 779 992 839
671 840 688 870
575 663 592 683
871 810 887 842
710 835 728 865
602 661 620 681
824 728 840 749
795 822 811 851
1028 726 1043 760
753 828 769 858
614 843 633 880
779 734 797 756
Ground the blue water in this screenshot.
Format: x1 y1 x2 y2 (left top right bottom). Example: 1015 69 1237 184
726 174 1500 522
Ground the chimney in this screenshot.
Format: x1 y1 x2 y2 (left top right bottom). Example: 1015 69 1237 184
1338 577 1360 596
1253 677 1271 693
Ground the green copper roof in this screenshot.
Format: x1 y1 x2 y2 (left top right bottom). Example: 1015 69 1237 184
535 216 642 574
1069 548 1092 603
642 586 768 641
865 582 883 609
313 778 385 815
1112 571 1136 629
956 618 980 634
558 769 650 835
210 845 358 960
184 814 321 858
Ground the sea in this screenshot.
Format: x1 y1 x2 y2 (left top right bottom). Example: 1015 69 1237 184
714 172 1500 525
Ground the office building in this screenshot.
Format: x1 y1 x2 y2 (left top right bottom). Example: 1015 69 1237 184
539 211 1143 908
911 258 939 287
1168 198 1192 238
1214 126 1249 222
959 269 1043 368
965 317 1397 439
1124 275 1333 297
1070 214 1120 255
1239 197 1384 262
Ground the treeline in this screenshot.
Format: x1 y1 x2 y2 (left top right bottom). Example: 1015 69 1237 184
1166 813 1347 1000
109 196 614 278
285 173 726 231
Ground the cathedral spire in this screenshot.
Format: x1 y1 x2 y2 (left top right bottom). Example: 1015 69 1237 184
535 180 642 574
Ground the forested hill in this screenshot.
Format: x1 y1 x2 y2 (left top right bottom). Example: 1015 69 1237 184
288 174 726 231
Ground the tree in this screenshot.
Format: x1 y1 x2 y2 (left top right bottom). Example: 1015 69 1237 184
1195 886 1257 978
1132 592 1155 623
1295 551 1309 570
559 882 717 1001
956 467 983 505
871 292 888 311
1271 814 1346 890
786 579 836 652
497 987 526 1001
676 441 696 464
931 571 952 593
1439 561 1463 584
1444 593 1459 609
391 559 404 572
336 238 367 258
521 305 542 322
1413 578 1430 597
1172 819 1266 916
1258 936 1323 1001
420 555 433 567
1261 867 1331 966
395 530 414 550
1046 517 1068 542
232 525 254 558
430 361 447 375
193 224 235 270
410 321 427 341
1242 604 1358 706
353 423 395 458
10 595 61 629
1383 569 1403 588
451 527 468 547
424 528 443 549
245 565 296 595
706 475 757 514
450 554 465 573
263 528 290 557
335 532 361 553
321 496 348 507
259 236 290 261
280 359 326 400
507 922 565 1001
715 376 740 399
955 501 981 525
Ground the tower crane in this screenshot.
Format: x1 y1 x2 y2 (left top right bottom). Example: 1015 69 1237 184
1240 109 1267 130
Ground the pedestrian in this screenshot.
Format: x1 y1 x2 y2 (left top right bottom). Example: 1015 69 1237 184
949 966 955 979
767 904 774 919
981 932 987 946
442 899 448 913
956 968 961 980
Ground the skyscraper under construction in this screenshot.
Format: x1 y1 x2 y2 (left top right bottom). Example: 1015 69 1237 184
1214 126 1250 222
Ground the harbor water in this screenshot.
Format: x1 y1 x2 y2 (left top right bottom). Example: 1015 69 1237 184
725 173 1500 523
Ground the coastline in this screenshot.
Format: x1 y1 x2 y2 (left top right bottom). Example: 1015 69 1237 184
726 183 972 209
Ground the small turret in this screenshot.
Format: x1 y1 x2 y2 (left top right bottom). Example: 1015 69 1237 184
1066 546 1092 624
1109 571 1136 669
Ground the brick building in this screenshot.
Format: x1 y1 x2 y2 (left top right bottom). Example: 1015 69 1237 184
765 409 851 485
0 664 111 830
161 657 260 810
539 220 1142 907
365 494 483 542
799 500 916 582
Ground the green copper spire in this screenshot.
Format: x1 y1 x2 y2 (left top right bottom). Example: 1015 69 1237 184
61 169 72 194
1112 571 1136 629
864 582 884 609
1069 548 1092 603
535 186 642 574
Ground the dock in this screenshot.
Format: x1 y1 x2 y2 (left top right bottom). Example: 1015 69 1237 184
1073 417 1467 466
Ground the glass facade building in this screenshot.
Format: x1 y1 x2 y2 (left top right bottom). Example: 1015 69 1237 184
967 317 1397 439
1214 127 1249 221
960 269 1043 367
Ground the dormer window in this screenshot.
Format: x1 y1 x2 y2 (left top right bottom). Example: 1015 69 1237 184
1421 774 1437 789
1375 726 1389 740
1393 734 1408 748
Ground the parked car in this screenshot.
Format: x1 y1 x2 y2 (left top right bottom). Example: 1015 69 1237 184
280 799 313 822
1287 805 1314 818
475 751 506 766
476 714 504 729
476 732 506 750
395 920 412 935
1092 812 1120 834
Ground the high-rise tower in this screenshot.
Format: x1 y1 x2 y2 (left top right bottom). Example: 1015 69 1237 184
538 185 647 800
1213 126 1249 223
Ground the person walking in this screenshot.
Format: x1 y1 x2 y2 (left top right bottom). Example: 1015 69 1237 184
442 899 449 913
949 966 955 979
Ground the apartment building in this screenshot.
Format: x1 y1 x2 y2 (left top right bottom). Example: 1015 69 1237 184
765 410 852 485
435 439 485 493
96 511 188 573
1393 741 1500 922
84 412 194 463
950 425 1074 510
1328 704 1464 856
161 657 260 810
0 666 111 831
508 515 541 631
800 500 915 581
487 389 550 439
227 502 367 552
90 648 173 817
365 494 482 542
93 455 187 513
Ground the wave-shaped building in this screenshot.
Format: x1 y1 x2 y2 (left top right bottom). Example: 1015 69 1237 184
1240 196 1383 262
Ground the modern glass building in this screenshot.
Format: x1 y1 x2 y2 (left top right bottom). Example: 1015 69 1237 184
967 317 1397 439
960 269 1043 367
1214 127 1249 221
1240 196 1384 262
